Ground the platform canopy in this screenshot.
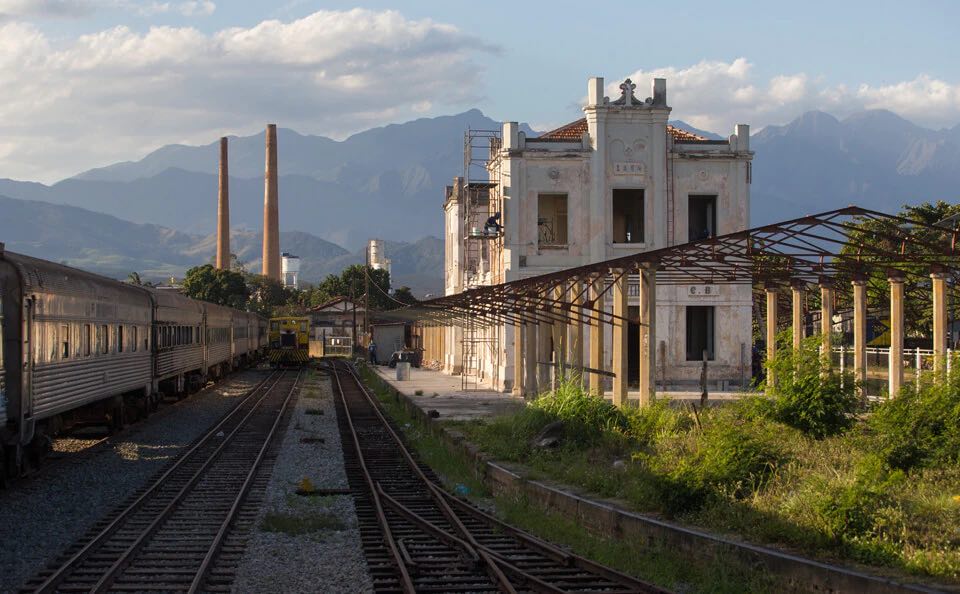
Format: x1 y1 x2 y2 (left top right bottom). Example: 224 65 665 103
384 206 960 328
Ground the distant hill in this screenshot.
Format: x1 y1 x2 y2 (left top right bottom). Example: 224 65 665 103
751 110 960 225
2 107 959 294
0 194 443 294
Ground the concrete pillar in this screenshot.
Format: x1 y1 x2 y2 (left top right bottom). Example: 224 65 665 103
931 270 948 374
791 281 805 352
889 274 905 397
820 281 834 366
852 276 867 398
567 281 584 380
765 285 779 389
524 321 538 398
611 270 628 407
537 313 552 391
262 124 281 281
638 265 657 406
552 285 567 382
588 277 604 396
512 323 524 397
216 137 230 270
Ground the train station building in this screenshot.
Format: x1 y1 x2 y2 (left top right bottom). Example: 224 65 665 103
439 76 754 392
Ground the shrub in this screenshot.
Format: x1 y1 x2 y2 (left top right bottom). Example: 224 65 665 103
622 399 693 446
766 334 859 438
868 377 960 471
531 377 629 446
644 423 783 515
812 455 906 565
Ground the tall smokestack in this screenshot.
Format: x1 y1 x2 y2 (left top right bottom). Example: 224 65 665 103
262 124 281 280
216 136 230 270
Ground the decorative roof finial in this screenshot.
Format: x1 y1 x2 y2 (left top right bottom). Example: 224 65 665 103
619 79 637 106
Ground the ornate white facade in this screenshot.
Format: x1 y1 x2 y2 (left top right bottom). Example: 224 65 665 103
444 76 754 392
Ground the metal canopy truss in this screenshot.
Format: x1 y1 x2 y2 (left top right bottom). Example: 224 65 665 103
387 206 960 329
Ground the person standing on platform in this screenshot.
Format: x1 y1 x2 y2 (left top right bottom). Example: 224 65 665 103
368 340 377 365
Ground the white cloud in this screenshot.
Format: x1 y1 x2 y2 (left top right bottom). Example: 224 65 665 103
134 1 215 17
615 59 960 135
0 9 494 182
0 0 92 19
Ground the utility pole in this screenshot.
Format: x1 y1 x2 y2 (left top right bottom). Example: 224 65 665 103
350 285 358 356
364 244 371 344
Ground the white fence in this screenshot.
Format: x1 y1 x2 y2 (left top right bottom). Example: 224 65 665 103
831 346 955 395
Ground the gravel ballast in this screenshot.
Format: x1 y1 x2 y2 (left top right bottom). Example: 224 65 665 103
0 370 269 594
231 370 372 594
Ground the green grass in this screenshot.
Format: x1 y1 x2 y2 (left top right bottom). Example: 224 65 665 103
259 510 345 535
496 495 774 594
446 367 960 585
356 364 769 592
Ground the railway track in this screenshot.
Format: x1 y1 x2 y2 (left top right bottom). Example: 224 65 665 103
330 360 668 594
23 368 301 594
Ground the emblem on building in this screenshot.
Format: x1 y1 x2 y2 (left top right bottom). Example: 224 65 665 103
612 78 653 106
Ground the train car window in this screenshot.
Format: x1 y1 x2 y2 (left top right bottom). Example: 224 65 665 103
131 326 138 352
270 321 279 331
300 321 307 332
118 325 124 353
100 324 109 354
0 301 4 367
84 324 91 357
48 324 58 361
61 324 70 359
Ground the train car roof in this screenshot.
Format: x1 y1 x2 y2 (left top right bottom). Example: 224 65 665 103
1 249 151 301
146 287 204 314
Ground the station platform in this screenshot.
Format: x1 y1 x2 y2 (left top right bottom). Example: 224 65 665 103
371 366 753 422
370 365 523 421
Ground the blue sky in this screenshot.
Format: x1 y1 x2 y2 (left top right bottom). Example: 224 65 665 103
1 0 957 181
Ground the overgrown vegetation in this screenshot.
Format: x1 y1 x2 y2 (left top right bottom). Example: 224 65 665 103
448 350 960 583
356 364 770 593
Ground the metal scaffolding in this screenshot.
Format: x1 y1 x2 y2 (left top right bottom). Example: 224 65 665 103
459 129 503 390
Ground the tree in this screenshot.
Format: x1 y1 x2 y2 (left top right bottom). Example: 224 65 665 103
841 201 960 338
126 271 154 287
182 264 249 308
391 286 419 308
245 273 290 316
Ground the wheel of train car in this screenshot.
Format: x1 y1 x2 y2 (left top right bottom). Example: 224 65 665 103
28 432 52 469
0 452 8 488
109 396 125 433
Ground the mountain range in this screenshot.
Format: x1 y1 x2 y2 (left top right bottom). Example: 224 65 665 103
0 193 444 294
0 107 957 295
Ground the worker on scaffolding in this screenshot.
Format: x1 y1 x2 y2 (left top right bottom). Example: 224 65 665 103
484 211 502 236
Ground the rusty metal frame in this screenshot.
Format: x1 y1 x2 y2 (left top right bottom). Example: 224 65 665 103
384 206 960 328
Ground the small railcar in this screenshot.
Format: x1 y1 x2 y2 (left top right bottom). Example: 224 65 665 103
267 316 310 366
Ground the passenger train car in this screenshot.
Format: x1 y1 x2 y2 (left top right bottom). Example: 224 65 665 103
0 244 266 479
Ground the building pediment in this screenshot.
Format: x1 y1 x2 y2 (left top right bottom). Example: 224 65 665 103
610 79 656 107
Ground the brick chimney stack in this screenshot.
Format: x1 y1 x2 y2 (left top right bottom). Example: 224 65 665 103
262 124 281 280
215 136 230 270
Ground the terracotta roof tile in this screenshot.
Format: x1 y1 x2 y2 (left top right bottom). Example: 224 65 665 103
537 117 710 142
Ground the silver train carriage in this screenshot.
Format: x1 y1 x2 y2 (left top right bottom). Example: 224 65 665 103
150 289 205 395
202 302 234 378
0 244 265 478
0 249 153 474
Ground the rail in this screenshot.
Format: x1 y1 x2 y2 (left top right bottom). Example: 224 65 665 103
330 359 667 593
29 368 300 593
